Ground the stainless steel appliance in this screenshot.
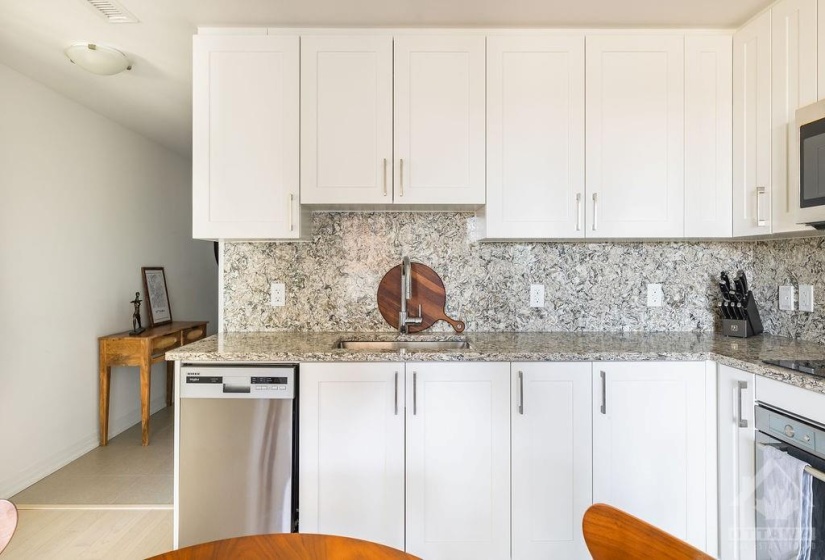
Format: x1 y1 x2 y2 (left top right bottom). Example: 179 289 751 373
754 404 825 558
176 364 298 548
797 99 825 228
762 359 825 378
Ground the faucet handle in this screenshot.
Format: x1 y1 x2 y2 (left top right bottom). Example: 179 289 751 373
413 304 422 318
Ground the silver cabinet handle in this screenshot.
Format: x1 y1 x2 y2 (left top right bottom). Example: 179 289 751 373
600 370 606 414
383 158 388 196
592 193 598 231
737 380 748 428
399 159 404 197
576 193 582 231
288 193 294 232
518 370 524 415
412 371 417 415
756 187 766 227
394 371 399 415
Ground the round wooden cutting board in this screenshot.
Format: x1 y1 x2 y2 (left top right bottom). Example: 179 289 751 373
377 263 465 333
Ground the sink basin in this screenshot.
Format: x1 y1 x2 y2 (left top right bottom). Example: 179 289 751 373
336 340 470 351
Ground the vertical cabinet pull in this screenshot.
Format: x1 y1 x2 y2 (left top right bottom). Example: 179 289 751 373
288 193 294 232
756 187 766 227
412 371 417 415
399 159 404 197
383 158 388 196
600 370 606 414
737 380 748 428
518 371 524 415
576 193 582 231
394 371 399 415
592 193 598 231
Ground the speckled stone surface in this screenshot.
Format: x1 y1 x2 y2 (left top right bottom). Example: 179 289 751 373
167 331 825 394
222 212 758 333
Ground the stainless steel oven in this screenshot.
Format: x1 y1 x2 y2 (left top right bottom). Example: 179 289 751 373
755 404 825 559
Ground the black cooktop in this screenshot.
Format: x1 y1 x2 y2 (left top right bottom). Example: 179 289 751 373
762 359 825 377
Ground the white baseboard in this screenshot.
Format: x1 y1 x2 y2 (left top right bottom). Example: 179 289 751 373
1 395 168 498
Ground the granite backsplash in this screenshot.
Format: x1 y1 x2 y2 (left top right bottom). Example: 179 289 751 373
221 212 825 342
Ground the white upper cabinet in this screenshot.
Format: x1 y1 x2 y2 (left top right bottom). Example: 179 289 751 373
300 36 394 205
771 0 818 233
820 0 825 97
684 36 733 238
585 35 685 238
733 12 773 236
482 35 585 239
394 36 487 205
192 35 303 240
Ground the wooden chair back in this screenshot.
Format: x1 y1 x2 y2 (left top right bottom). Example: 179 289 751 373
0 500 18 555
582 503 714 560
147 533 422 560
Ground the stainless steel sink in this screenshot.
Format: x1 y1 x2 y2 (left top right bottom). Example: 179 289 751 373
336 340 470 351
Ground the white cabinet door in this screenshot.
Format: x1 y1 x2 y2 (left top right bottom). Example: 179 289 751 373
394 36 486 205
406 362 510 560
585 35 685 238
511 363 592 560
820 0 825 98
733 12 773 236
299 363 405 550
717 365 756 560
771 0 818 233
685 36 733 238
592 362 713 553
482 35 585 239
300 36 394 204
192 35 301 240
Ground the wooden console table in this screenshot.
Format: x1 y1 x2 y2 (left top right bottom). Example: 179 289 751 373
99 321 208 446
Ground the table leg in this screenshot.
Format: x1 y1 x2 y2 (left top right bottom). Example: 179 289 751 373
140 354 151 446
99 350 111 446
166 360 174 407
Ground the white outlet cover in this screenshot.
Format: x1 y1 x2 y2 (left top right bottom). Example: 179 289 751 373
529 284 545 308
799 284 814 313
779 285 795 311
647 284 664 307
270 282 285 307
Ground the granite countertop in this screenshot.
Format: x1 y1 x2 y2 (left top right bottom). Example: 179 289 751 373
166 331 825 394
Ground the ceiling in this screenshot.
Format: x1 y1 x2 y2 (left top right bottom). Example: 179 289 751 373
0 0 772 158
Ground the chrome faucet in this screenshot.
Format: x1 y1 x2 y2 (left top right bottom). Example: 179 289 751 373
399 256 423 334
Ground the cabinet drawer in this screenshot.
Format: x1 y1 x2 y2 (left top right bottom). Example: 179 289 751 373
152 335 181 355
183 326 206 343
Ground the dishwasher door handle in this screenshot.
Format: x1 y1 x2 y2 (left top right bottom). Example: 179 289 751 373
223 384 251 393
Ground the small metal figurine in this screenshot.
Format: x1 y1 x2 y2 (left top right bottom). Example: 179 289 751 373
129 292 146 335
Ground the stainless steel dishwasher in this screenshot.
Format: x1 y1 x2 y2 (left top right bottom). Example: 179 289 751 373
177 363 298 548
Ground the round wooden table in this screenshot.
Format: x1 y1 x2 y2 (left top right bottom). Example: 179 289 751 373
146 534 422 560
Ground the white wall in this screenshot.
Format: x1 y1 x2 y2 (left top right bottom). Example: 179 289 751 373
0 63 218 497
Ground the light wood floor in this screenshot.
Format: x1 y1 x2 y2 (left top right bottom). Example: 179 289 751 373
5 408 174 559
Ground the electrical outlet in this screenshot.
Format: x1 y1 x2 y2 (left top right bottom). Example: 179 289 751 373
270 282 285 307
779 285 795 311
799 284 814 312
529 284 545 308
647 284 664 307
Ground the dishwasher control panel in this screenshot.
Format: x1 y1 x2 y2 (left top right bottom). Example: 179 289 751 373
180 365 295 399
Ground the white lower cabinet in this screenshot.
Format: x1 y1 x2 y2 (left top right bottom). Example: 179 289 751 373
717 365 756 560
511 363 592 560
592 361 716 555
298 363 405 549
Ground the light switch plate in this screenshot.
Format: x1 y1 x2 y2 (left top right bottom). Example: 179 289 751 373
529 284 545 308
647 284 664 307
270 282 285 307
799 284 814 312
779 285 795 311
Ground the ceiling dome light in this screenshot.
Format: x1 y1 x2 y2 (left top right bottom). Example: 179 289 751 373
64 43 132 75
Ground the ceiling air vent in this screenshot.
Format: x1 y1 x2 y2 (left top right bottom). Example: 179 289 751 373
82 0 139 23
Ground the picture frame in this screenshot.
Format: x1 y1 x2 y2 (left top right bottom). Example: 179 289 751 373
141 267 172 327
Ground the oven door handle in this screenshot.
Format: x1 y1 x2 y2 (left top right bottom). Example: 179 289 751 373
756 442 825 483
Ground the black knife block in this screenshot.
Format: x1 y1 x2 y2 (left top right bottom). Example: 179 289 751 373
720 292 763 338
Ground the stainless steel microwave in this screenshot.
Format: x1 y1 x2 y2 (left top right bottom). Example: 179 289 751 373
797 99 825 228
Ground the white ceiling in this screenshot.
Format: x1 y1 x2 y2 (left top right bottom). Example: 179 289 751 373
0 0 772 157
